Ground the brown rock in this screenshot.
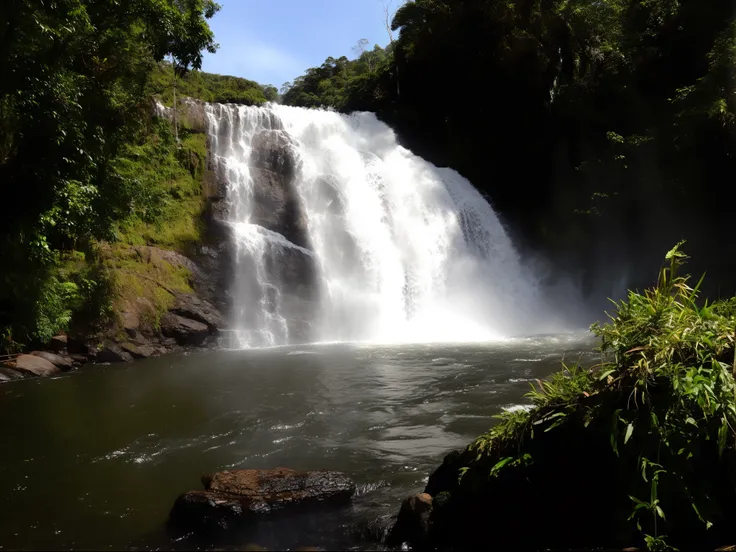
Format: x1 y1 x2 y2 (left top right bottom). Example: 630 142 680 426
4 354 61 377
0 366 30 382
171 294 224 332
387 493 433 547
161 313 209 346
169 468 355 532
160 337 177 348
97 344 134 363
47 334 67 352
30 351 74 370
122 310 141 337
120 342 155 359
202 468 355 508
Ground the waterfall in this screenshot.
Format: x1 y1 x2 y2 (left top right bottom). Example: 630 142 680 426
205 103 547 347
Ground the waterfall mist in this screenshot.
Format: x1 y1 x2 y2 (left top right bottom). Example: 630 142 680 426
205 103 572 347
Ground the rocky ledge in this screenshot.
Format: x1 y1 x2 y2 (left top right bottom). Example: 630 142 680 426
0 353 68 381
169 468 356 533
0 290 226 382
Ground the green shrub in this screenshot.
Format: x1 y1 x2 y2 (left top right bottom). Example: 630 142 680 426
464 242 736 549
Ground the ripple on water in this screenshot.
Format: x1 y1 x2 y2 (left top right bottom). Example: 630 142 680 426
503 404 534 413
269 422 305 431
354 481 390 496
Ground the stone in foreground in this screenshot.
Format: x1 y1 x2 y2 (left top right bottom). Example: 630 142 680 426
3 354 61 377
169 468 356 532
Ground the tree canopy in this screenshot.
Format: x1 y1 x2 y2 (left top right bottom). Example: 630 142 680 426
281 41 394 111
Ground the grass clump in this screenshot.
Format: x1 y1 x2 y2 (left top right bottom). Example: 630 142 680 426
435 242 736 551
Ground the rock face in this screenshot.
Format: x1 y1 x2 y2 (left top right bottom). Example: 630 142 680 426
160 313 210 346
247 129 310 250
170 468 356 532
172 293 225 332
201 103 320 345
82 247 227 366
97 343 134 364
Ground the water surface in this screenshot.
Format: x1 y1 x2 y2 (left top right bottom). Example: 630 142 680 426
0 334 598 550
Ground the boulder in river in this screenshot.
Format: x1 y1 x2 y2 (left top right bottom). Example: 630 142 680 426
3 354 61 377
0 366 30 381
30 351 75 370
160 312 210 346
169 468 356 531
171 293 224 332
97 343 134 363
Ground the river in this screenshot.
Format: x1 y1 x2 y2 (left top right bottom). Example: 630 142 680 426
0 333 597 550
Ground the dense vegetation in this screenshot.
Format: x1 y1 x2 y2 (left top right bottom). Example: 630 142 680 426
282 0 736 300
281 43 393 111
0 0 278 353
149 61 278 106
422 244 736 551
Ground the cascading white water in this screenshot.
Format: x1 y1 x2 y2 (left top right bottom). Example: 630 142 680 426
206 103 549 347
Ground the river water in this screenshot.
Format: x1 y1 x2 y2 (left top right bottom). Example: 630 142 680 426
0 333 598 550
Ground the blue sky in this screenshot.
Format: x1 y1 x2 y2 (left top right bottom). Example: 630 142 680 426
201 0 397 88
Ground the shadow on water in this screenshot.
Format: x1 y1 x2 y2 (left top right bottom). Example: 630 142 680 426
0 333 598 550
